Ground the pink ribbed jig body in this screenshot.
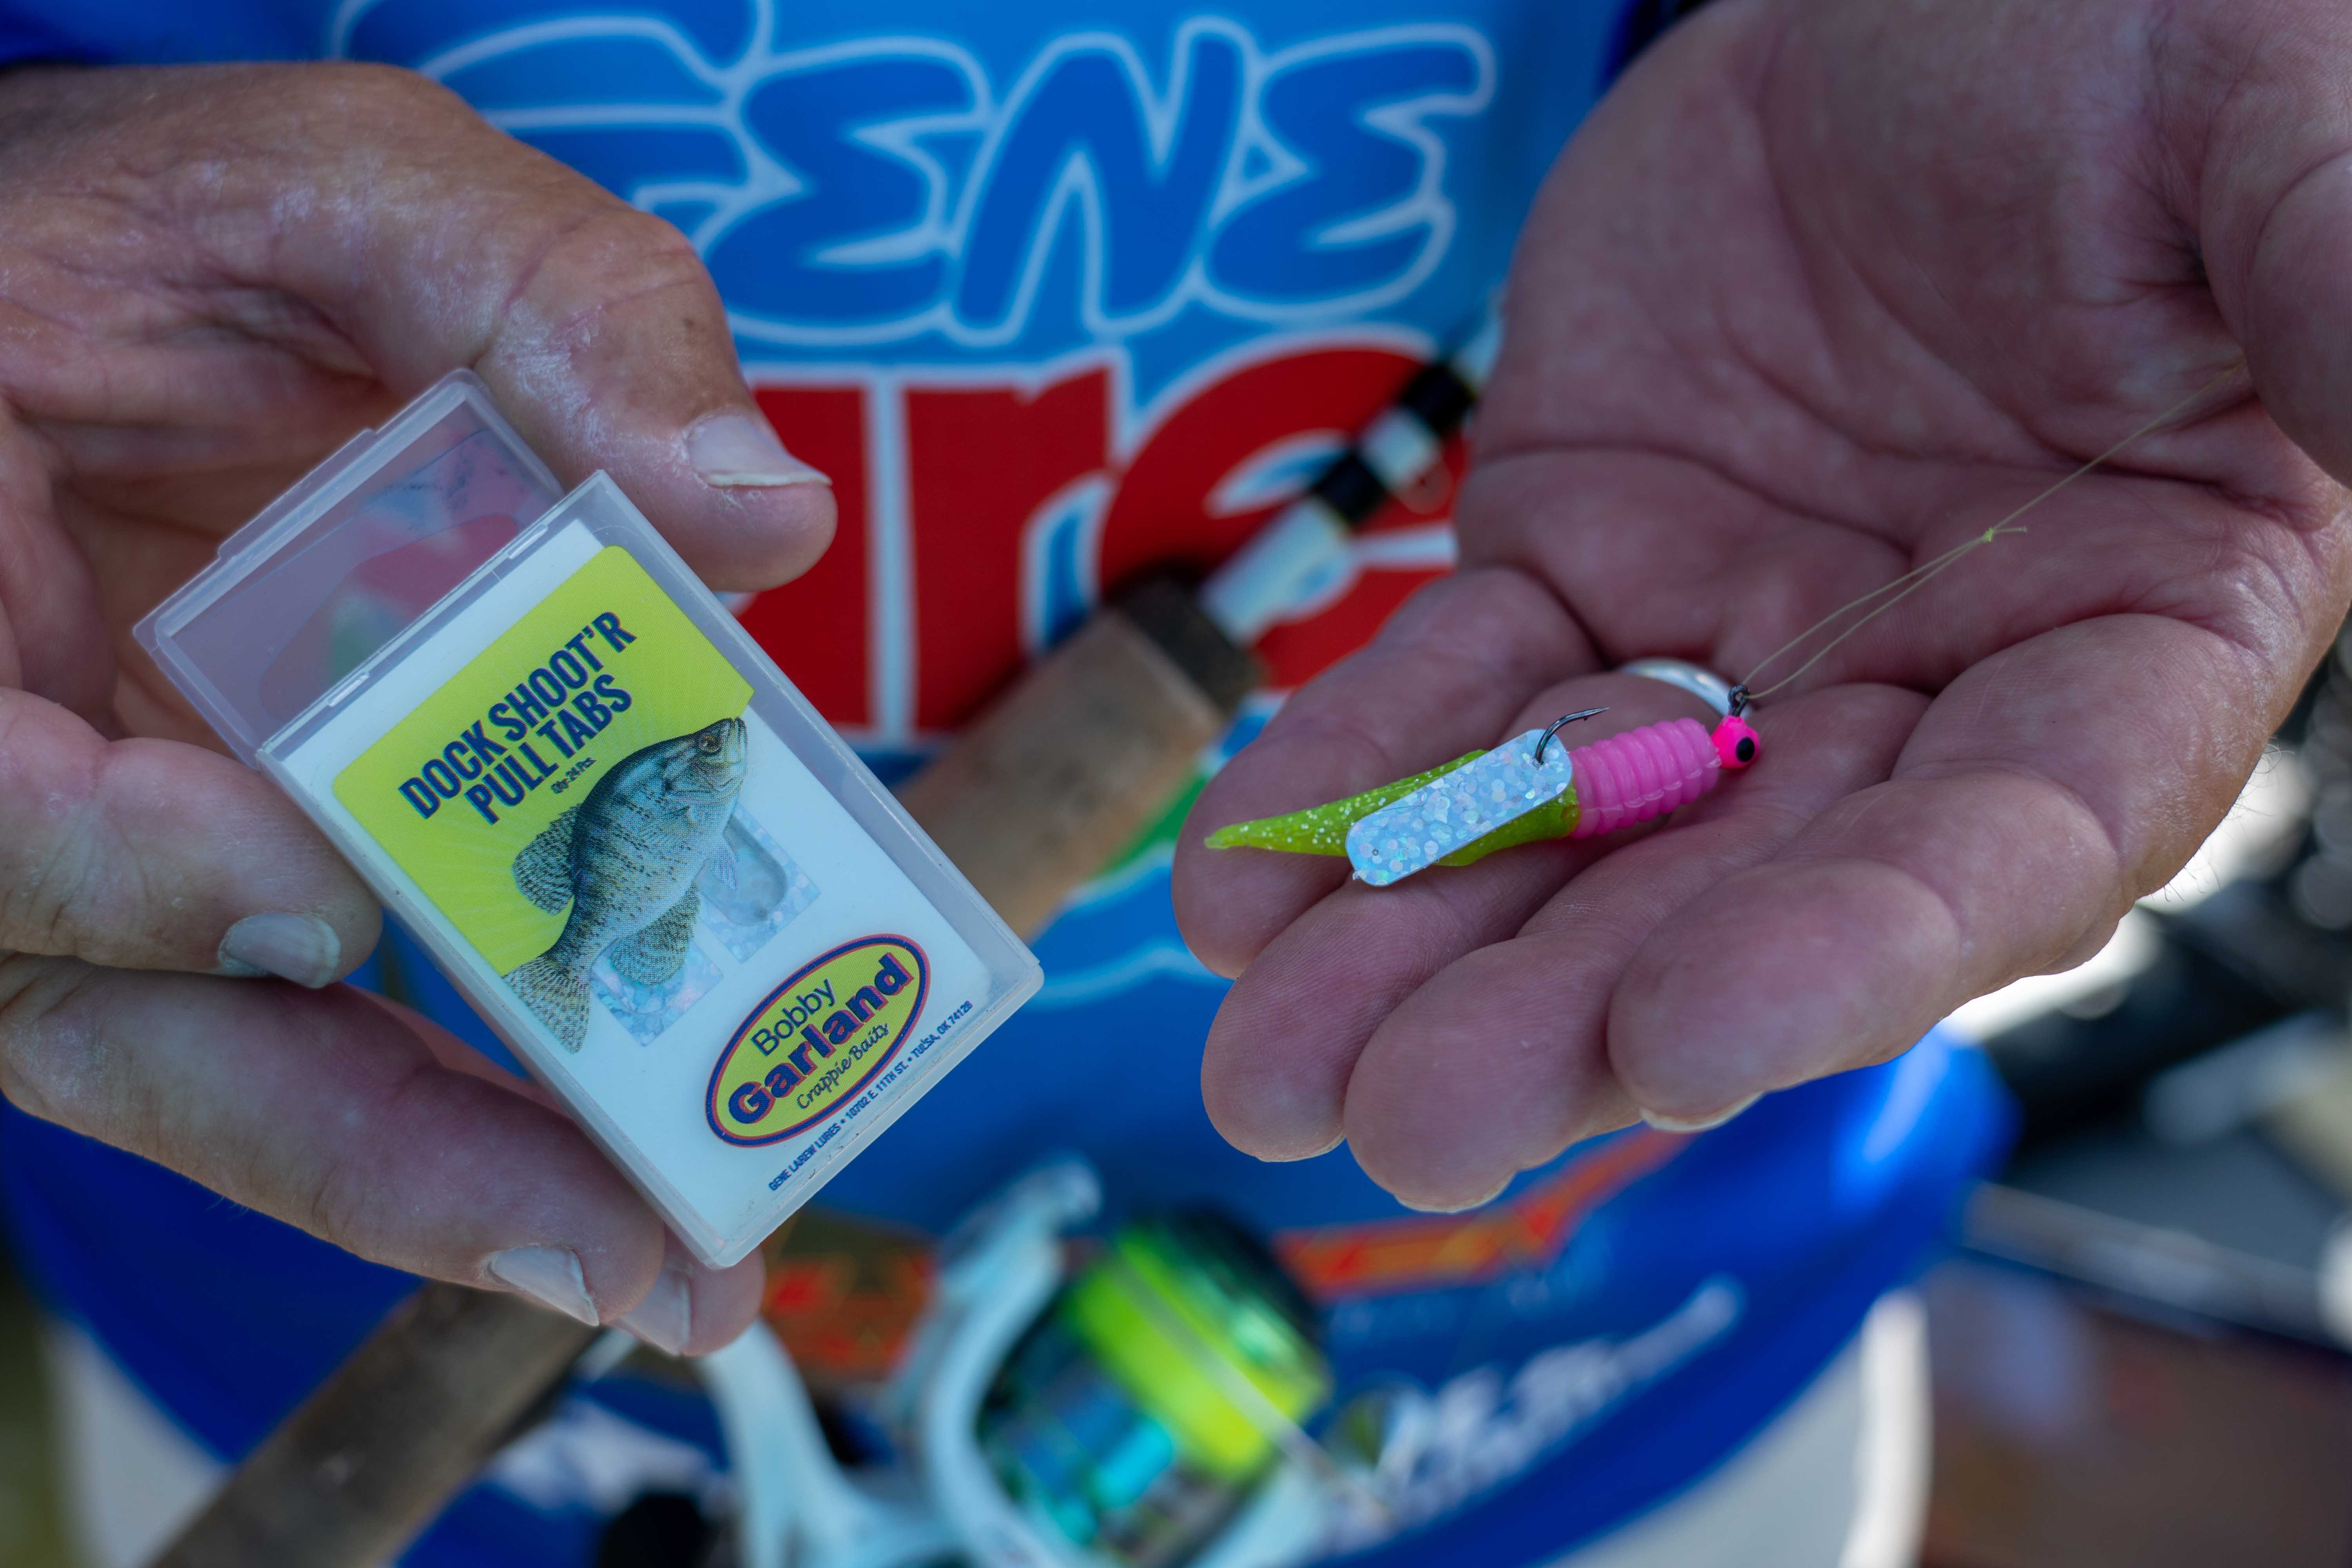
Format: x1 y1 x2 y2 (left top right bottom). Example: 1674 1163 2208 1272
1564 717 1725 838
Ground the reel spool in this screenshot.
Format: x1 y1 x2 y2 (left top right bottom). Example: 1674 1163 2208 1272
977 1211 1331 1568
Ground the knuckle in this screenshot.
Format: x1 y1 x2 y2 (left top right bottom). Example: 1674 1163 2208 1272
0 701 95 958
298 60 470 125
506 207 724 357
299 1051 437 1261
0 730 157 966
604 204 704 265
551 207 711 298
0 804 98 960
301 1147 369 1250
0 951 98 1123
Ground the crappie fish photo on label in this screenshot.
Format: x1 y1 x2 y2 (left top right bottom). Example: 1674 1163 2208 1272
328 543 771 1054
506 715 750 1049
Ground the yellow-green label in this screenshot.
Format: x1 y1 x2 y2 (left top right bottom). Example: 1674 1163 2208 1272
336 546 751 972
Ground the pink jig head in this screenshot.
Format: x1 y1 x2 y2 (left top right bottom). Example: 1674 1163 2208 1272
1712 713 1761 770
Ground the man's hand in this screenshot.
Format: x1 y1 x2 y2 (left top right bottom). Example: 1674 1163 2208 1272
0 64 835 1348
1176 0 2352 1209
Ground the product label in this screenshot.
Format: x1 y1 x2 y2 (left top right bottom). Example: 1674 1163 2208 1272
706 936 929 1145
336 545 755 1002
283 515 1014 1264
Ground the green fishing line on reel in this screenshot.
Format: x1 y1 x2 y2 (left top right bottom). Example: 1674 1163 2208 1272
977 1210 1333 1568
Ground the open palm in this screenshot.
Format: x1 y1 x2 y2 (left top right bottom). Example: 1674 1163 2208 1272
1175 0 2352 1209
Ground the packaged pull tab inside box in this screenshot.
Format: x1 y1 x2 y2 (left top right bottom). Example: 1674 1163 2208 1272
137 373 1042 1267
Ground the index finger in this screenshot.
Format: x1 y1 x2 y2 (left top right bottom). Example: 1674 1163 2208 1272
0 688 378 983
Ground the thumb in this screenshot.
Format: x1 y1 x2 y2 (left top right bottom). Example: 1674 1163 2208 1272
252 64 835 590
2196 7 2352 488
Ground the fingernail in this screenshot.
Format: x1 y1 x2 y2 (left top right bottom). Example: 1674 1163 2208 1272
487 1246 600 1326
686 412 831 488
1640 1093 1762 1134
1399 1174 1514 1215
615 1267 693 1356
1254 1131 1345 1163
217 913 341 989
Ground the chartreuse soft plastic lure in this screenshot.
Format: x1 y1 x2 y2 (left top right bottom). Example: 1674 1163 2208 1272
1208 711 1760 886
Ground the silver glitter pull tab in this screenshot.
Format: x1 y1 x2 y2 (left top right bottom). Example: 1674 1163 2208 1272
1345 729 1573 886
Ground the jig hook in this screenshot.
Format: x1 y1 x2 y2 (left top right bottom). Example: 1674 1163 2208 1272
1532 708 1607 766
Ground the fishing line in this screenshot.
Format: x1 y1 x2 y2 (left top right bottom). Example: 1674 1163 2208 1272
1732 365 2248 708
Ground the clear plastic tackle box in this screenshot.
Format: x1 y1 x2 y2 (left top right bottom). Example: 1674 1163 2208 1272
137 373 1041 1267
